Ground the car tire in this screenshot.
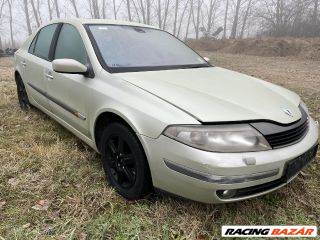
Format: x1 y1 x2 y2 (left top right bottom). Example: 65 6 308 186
100 122 152 200
15 74 31 110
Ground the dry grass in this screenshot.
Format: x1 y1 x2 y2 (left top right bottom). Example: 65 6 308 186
188 38 320 61
0 54 319 240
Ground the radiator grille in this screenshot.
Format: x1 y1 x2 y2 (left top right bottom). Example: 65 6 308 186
251 106 309 149
264 119 309 148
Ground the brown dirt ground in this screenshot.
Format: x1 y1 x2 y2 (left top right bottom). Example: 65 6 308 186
0 54 319 239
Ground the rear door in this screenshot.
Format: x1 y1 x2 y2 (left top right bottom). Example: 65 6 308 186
47 23 92 138
23 24 59 111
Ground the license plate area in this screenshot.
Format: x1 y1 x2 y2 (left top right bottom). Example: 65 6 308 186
284 144 318 180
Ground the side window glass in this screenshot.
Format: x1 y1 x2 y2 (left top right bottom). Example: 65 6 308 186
28 35 37 54
33 24 58 60
54 24 87 65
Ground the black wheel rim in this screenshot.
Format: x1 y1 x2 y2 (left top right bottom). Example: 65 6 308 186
105 135 136 189
17 80 29 108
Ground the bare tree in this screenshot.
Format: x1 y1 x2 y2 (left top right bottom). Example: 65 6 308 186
206 0 216 35
36 0 42 22
177 0 190 37
1 0 320 46
92 0 100 18
185 0 193 40
156 0 162 28
275 0 283 36
162 0 170 30
0 0 4 49
113 0 117 19
30 0 40 27
240 0 252 38
23 0 32 35
255 0 291 37
126 0 132 21
0 0 4 17
47 0 53 20
146 0 150 24
101 0 106 18
292 0 303 36
131 0 141 22
7 0 14 47
87 0 93 17
138 0 151 24
173 0 179 35
138 0 146 23
53 0 60 18
313 0 319 24
70 0 79 18
230 0 241 38
194 0 203 39
223 0 229 38
0 0 4 47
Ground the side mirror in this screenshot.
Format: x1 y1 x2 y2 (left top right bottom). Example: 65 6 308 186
204 57 210 62
52 59 88 75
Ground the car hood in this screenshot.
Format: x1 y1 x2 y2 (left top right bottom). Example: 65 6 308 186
116 67 301 124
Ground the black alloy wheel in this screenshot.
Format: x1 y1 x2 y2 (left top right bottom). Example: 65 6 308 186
15 74 30 110
106 135 136 189
101 122 152 200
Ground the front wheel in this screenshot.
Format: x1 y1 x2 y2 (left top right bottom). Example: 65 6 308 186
15 74 30 110
101 122 152 200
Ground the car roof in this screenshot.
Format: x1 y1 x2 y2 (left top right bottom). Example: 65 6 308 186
49 18 158 29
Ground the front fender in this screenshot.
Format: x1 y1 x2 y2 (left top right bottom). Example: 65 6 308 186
89 72 199 145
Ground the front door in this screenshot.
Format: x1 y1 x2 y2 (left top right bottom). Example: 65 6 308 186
46 23 91 138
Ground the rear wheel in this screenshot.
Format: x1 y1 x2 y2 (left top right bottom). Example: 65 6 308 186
15 74 30 110
101 122 152 200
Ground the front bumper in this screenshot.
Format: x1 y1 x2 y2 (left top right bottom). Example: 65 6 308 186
140 118 319 203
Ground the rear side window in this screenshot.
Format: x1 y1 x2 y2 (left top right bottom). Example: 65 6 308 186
33 24 58 60
54 24 87 65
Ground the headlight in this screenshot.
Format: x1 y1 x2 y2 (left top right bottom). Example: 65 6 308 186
300 101 309 115
163 124 271 153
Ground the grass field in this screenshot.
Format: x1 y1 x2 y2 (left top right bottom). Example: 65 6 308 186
0 54 319 239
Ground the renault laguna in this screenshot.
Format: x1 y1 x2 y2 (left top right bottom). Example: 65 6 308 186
14 19 319 203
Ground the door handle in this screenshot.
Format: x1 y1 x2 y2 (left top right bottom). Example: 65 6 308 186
45 73 53 80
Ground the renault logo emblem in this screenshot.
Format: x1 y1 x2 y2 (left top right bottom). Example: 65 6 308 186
283 108 293 117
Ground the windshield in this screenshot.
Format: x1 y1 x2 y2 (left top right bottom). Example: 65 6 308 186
87 24 209 73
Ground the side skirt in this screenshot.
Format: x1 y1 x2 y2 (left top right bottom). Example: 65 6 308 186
30 99 98 152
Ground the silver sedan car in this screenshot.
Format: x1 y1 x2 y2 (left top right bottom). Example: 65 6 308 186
14 19 319 203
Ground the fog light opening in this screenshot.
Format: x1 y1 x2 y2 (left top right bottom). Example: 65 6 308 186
217 189 237 199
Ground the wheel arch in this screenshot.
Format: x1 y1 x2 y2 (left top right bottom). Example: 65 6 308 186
93 109 141 153
93 109 154 185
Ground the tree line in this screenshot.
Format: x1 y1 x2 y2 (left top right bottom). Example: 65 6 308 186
0 0 319 48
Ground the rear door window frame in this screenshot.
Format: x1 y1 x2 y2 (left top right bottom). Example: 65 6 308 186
28 23 62 62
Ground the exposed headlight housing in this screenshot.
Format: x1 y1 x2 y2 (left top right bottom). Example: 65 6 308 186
163 124 271 153
300 101 309 115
